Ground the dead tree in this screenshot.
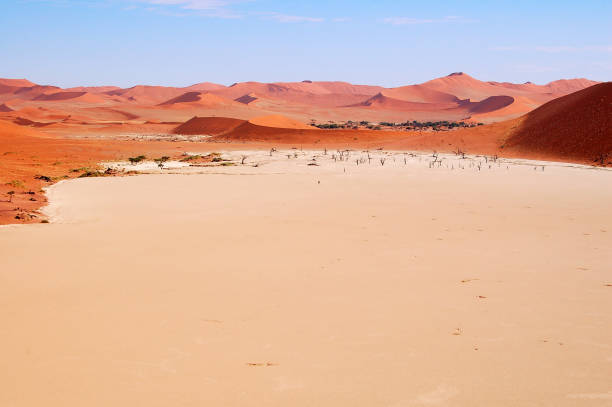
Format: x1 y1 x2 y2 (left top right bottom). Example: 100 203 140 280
154 156 169 170
595 152 610 166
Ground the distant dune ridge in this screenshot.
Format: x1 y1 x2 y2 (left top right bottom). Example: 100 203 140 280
0 72 609 165
0 72 599 128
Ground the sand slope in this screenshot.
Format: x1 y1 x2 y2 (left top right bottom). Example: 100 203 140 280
173 116 247 135
248 114 313 129
504 82 612 163
0 103 14 112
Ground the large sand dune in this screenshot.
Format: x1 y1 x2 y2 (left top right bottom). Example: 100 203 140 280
504 82 612 163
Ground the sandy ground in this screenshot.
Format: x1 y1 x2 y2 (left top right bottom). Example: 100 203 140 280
1 150 611 406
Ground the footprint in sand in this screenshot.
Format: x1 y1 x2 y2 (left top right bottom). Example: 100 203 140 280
246 362 278 367
201 319 223 324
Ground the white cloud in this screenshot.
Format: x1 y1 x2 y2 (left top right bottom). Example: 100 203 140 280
383 15 475 25
261 12 323 23
138 0 230 10
132 0 247 17
132 1 327 21
384 17 433 25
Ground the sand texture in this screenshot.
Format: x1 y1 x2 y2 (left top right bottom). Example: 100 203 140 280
1 151 611 406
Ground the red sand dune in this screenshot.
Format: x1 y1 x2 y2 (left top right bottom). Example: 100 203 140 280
32 91 108 104
159 91 239 108
105 85 186 104
353 92 514 116
0 85 62 102
184 82 227 92
248 114 313 129
273 81 384 96
352 93 451 111
211 81 381 108
0 118 46 137
8 106 88 122
487 81 545 93
379 85 459 104
465 95 515 114
0 78 35 87
65 86 122 94
34 91 88 101
173 116 247 135
503 82 612 163
0 103 13 112
159 91 204 105
420 72 508 101
216 120 335 143
13 117 54 127
235 93 258 104
469 95 539 123
545 78 600 95
422 72 599 103
487 79 598 96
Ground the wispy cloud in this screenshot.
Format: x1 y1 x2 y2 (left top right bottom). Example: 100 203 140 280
136 0 232 10
383 15 475 25
491 45 612 53
133 0 247 17
132 1 328 21
260 12 323 23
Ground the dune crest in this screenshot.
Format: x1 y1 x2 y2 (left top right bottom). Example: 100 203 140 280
248 114 312 129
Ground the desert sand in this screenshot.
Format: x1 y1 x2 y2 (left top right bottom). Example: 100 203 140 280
1 150 611 406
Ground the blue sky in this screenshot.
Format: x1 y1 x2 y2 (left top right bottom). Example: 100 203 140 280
1 0 610 88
